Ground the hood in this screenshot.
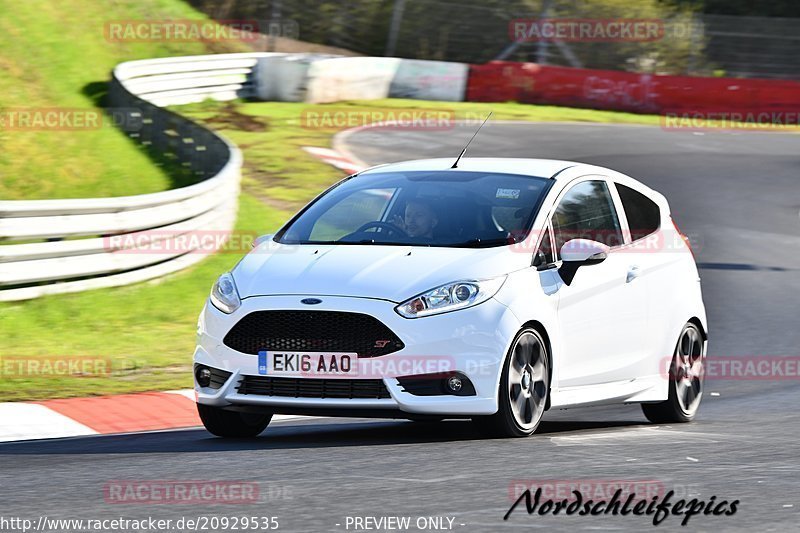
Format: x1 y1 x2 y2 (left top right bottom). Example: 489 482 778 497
233 242 529 303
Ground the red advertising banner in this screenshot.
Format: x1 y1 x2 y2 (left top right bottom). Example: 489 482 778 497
466 61 800 116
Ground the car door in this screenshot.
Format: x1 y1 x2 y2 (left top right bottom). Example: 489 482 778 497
551 177 647 388
612 180 671 380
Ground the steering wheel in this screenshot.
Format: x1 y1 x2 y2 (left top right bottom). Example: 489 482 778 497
352 221 409 238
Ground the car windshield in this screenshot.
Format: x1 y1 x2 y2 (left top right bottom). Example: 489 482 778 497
276 170 553 248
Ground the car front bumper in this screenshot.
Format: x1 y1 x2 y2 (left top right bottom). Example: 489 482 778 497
194 294 521 416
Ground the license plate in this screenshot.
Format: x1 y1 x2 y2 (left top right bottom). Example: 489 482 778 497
258 351 358 377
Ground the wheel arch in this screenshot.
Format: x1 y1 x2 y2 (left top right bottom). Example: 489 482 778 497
687 316 708 341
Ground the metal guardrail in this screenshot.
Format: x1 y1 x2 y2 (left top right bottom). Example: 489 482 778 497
0 53 270 302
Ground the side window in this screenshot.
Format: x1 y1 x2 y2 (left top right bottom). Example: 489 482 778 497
615 183 661 241
551 180 623 260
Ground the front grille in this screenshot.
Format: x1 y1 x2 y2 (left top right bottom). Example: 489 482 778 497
238 375 391 399
223 310 404 358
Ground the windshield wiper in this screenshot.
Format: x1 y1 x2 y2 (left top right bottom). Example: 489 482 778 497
453 236 515 248
332 239 415 246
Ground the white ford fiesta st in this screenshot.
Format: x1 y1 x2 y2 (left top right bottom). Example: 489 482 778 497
194 158 707 438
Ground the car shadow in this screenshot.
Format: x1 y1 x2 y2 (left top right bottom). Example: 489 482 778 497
0 417 652 455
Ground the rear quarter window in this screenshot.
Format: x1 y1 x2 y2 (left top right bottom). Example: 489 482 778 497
615 183 661 241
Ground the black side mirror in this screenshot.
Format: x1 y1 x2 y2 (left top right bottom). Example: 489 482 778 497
532 250 548 270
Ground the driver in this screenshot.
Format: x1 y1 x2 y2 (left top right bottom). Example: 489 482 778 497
391 198 439 239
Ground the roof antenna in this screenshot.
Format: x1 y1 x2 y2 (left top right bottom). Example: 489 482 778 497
451 111 492 169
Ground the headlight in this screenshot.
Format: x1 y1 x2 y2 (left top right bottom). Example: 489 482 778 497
395 276 506 318
209 272 241 314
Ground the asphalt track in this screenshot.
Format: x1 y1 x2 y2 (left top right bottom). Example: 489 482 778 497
2 123 799 532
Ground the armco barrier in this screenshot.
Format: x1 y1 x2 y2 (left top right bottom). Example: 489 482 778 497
0 53 273 302
466 61 800 115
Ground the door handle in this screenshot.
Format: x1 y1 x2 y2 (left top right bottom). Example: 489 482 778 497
626 265 641 283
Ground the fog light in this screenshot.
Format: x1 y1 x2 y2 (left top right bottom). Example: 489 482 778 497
446 375 463 392
196 366 212 387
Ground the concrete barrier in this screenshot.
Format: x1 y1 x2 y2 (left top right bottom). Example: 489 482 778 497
389 60 469 101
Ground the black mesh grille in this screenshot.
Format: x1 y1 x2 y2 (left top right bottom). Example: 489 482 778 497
194 364 232 390
397 372 476 397
238 375 391 399
208 367 232 389
223 311 404 357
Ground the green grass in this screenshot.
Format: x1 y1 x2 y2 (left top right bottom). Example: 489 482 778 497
0 97 663 401
0 0 244 200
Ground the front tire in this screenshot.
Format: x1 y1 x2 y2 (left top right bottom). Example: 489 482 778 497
642 322 705 423
197 404 272 438
473 328 549 438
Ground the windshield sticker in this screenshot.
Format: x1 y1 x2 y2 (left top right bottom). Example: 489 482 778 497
496 188 520 199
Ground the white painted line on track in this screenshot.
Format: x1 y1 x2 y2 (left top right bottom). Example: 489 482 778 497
272 414 314 422
302 146 363 174
0 403 97 442
349 473 474 484
163 389 195 401
549 427 724 446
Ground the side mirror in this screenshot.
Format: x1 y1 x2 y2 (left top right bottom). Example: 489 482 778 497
252 234 274 248
558 239 609 285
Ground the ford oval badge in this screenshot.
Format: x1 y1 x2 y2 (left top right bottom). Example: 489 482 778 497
301 298 322 305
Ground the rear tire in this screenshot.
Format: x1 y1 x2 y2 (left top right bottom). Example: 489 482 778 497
473 328 549 438
642 322 705 423
197 403 272 438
